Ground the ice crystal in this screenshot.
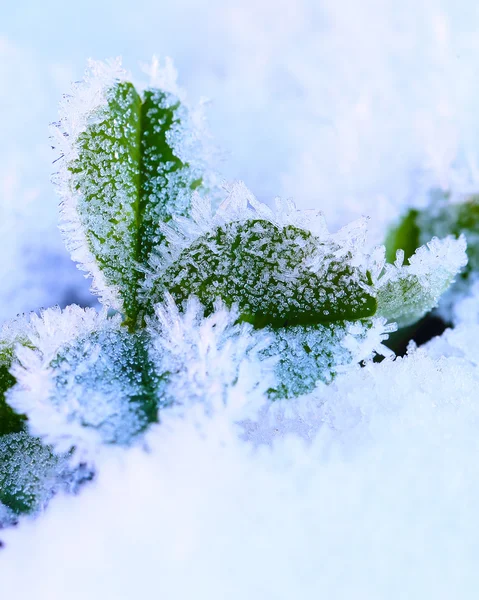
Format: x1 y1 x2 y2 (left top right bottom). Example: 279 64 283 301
262 318 394 400
0 316 32 436
53 59 206 324
8 306 163 457
0 432 88 518
149 294 273 420
385 191 479 319
376 235 467 328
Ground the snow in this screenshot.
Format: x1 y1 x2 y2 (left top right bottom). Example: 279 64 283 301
3 344 479 598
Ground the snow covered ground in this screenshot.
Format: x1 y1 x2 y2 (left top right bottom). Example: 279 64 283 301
3 1 479 598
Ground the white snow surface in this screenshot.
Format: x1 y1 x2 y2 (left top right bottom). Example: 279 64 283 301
3 345 479 598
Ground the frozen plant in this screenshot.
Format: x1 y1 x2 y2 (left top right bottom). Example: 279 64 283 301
0 58 468 526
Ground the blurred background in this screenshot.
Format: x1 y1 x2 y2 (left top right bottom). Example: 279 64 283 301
2 0 479 321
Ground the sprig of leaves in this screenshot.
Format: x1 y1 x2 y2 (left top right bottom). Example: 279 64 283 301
0 59 469 524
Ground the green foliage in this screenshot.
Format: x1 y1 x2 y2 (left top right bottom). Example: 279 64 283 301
385 208 420 264
376 266 458 329
70 81 202 326
417 194 479 281
386 193 479 287
152 219 377 328
0 359 25 437
0 59 471 524
0 433 87 516
49 327 165 445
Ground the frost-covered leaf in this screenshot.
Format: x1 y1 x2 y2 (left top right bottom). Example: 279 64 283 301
147 185 377 328
0 316 33 436
0 317 89 525
53 59 204 325
0 432 89 518
262 318 394 399
145 184 388 398
0 360 23 437
8 306 164 456
385 193 479 314
376 236 467 328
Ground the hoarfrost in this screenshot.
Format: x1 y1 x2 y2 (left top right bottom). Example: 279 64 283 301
376 235 467 327
7 306 130 458
0 432 88 519
53 58 211 322
149 294 273 420
3 345 479 598
146 182 376 326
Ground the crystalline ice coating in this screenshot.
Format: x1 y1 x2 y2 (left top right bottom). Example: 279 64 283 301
0 315 33 436
376 235 467 328
261 317 394 400
53 58 206 324
49 327 163 446
0 433 63 515
148 294 274 420
7 306 163 457
146 184 377 328
385 191 479 319
0 432 90 521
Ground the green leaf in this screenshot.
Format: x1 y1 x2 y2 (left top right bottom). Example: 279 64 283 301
386 193 479 281
416 194 479 280
376 236 467 328
385 208 420 264
0 321 31 437
0 432 89 517
49 327 165 445
384 192 479 323
66 80 202 325
263 320 379 399
151 219 377 328
0 357 25 437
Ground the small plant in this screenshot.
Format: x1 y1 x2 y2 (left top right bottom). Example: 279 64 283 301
0 58 469 525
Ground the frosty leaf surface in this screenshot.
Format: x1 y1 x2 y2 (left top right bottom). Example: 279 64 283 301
0 352 24 436
262 319 391 399
49 328 163 445
386 194 479 283
0 432 88 518
56 60 204 325
0 318 32 436
6 306 164 454
376 236 467 328
150 219 376 328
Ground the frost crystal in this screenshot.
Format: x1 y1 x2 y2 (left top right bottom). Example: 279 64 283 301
53 58 207 324
0 315 32 436
0 432 88 518
376 235 467 328
7 306 163 458
149 294 273 420
385 191 479 320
